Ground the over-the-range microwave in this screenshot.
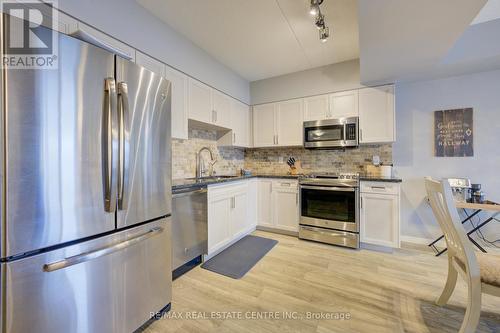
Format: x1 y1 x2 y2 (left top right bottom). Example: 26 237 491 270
303 117 359 149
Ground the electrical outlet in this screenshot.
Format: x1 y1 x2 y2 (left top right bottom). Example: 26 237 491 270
278 156 284 163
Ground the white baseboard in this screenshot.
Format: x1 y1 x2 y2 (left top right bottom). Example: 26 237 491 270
400 235 446 252
400 235 434 245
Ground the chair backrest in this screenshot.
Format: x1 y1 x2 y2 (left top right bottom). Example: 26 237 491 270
424 178 478 274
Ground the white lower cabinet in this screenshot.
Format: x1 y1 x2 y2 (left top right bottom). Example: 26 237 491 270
257 179 299 232
207 182 256 256
360 181 400 248
208 195 232 254
272 180 300 232
257 179 273 227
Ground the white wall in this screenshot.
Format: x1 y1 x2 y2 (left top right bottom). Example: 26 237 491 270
393 70 500 241
58 0 250 104
250 59 362 105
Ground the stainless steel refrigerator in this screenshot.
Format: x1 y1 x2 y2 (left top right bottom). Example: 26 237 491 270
0 14 172 333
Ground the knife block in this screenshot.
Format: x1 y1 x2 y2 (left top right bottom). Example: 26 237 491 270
289 161 302 175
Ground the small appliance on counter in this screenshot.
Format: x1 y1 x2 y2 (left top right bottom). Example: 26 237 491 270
448 178 472 202
240 169 252 176
470 183 486 203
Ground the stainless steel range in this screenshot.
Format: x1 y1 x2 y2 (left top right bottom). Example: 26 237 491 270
299 173 360 249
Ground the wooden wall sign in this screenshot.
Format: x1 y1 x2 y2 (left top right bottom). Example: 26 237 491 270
434 108 473 157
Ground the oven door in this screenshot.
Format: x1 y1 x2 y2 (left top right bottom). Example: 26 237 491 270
300 185 359 232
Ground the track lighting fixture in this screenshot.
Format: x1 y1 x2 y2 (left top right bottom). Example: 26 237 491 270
319 26 330 43
309 0 321 16
315 13 325 30
309 0 330 42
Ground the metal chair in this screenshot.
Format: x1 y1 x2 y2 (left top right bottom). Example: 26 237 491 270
424 177 500 333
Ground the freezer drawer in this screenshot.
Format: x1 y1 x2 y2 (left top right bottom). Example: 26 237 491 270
1 218 172 333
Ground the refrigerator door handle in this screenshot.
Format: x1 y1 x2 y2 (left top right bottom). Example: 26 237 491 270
117 82 130 210
42 227 164 272
103 78 119 212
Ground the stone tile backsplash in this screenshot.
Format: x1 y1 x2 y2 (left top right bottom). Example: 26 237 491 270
172 129 245 179
172 129 392 178
243 144 393 175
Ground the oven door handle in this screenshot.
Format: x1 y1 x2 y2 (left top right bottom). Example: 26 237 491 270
300 185 356 192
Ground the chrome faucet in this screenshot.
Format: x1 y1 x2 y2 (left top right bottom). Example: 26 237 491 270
196 147 217 178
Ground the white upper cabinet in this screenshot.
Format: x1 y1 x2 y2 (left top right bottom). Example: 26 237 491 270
231 100 250 147
212 90 232 128
188 78 213 124
253 103 276 147
276 99 303 146
20 2 78 35
253 100 303 148
136 52 191 140
358 85 395 143
164 67 189 140
188 79 235 129
74 22 136 61
329 90 359 118
135 51 165 77
304 95 329 121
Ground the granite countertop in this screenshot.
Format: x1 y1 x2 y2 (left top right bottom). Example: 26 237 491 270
172 174 401 191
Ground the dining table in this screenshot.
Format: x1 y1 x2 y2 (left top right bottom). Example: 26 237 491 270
429 200 500 256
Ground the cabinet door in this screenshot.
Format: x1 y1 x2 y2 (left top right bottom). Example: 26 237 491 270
188 79 212 124
18 2 78 35
360 193 399 248
359 85 395 143
135 51 165 77
272 183 299 232
230 190 249 239
208 196 232 254
232 100 250 147
304 95 329 121
212 90 232 129
253 103 276 147
75 23 136 61
276 99 303 146
329 90 358 118
164 67 188 140
257 180 273 227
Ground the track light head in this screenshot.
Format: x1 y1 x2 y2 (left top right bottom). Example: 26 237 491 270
315 13 325 29
319 26 330 43
309 0 323 16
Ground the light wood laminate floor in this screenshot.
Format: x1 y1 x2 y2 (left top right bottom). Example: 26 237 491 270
145 231 500 333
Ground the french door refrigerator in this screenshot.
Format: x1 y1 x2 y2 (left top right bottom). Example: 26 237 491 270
0 14 172 333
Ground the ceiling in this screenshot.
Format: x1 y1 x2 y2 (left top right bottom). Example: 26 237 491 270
358 0 489 85
136 0 359 82
471 0 500 25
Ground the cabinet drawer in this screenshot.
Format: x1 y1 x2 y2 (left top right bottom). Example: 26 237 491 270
272 180 298 190
360 182 399 195
209 181 248 199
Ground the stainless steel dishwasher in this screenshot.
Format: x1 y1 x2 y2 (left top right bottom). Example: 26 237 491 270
172 186 208 275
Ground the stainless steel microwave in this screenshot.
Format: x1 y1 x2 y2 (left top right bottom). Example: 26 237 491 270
303 117 359 149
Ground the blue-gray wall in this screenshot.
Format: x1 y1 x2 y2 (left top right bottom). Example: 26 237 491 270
394 69 500 241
